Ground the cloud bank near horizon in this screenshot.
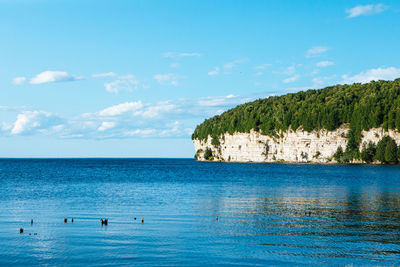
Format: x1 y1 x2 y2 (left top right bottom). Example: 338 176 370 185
0 93 263 139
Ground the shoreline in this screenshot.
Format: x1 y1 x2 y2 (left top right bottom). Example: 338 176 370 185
195 159 397 166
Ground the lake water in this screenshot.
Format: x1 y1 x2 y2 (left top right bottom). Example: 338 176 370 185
1 159 400 266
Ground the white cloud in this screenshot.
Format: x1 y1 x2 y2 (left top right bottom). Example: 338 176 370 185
223 59 248 69
346 4 386 18
311 77 324 88
104 75 140 93
10 110 63 135
316 61 334 67
11 111 42 134
208 67 220 76
51 124 64 132
311 75 337 88
0 105 31 112
98 101 144 117
272 64 301 83
139 101 176 119
162 52 202 59
98 121 116 131
85 101 177 122
124 128 158 137
342 67 400 84
12 77 26 85
77 104 188 138
283 65 296 75
118 74 135 79
92 72 116 78
29 71 84 84
1 92 268 139
207 59 248 76
306 46 329 57
86 94 257 135
122 123 190 138
283 74 300 83
2 122 12 131
311 69 320 75
154 73 179 86
170 63 180 68
197 94 251 108
254 63 272 70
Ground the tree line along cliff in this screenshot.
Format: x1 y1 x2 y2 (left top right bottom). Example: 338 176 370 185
192 79 400 163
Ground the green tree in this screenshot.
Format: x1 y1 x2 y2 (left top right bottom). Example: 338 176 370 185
385 137 398 163
211 135 220 147
375 136 398 164
361 142 376 163
191 79 400 164
388 111 395 129
375 136 389 162
204 147 213 160
333 146 344 163
395 109 400 131
398 145 400 161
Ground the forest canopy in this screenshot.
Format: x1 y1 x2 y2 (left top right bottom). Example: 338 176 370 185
192 79 400 146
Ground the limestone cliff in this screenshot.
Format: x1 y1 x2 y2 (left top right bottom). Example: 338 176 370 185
193 126 400 163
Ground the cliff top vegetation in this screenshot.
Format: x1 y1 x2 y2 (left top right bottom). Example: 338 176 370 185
192 79 400 156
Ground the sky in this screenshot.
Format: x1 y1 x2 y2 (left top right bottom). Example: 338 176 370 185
0 0 400 157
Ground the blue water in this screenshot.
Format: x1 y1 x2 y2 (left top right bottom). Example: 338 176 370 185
1 159 400 266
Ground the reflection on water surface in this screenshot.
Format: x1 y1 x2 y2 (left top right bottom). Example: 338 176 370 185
0 159 399 265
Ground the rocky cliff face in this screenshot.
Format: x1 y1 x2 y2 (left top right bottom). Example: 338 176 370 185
193 126 400 163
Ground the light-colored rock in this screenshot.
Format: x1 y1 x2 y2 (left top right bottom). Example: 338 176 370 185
360 127 400 146
193 126 400 163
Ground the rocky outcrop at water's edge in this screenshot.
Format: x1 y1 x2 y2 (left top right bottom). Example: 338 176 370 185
193 125 400 163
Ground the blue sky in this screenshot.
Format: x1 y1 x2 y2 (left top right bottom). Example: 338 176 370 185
1 0 400 157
